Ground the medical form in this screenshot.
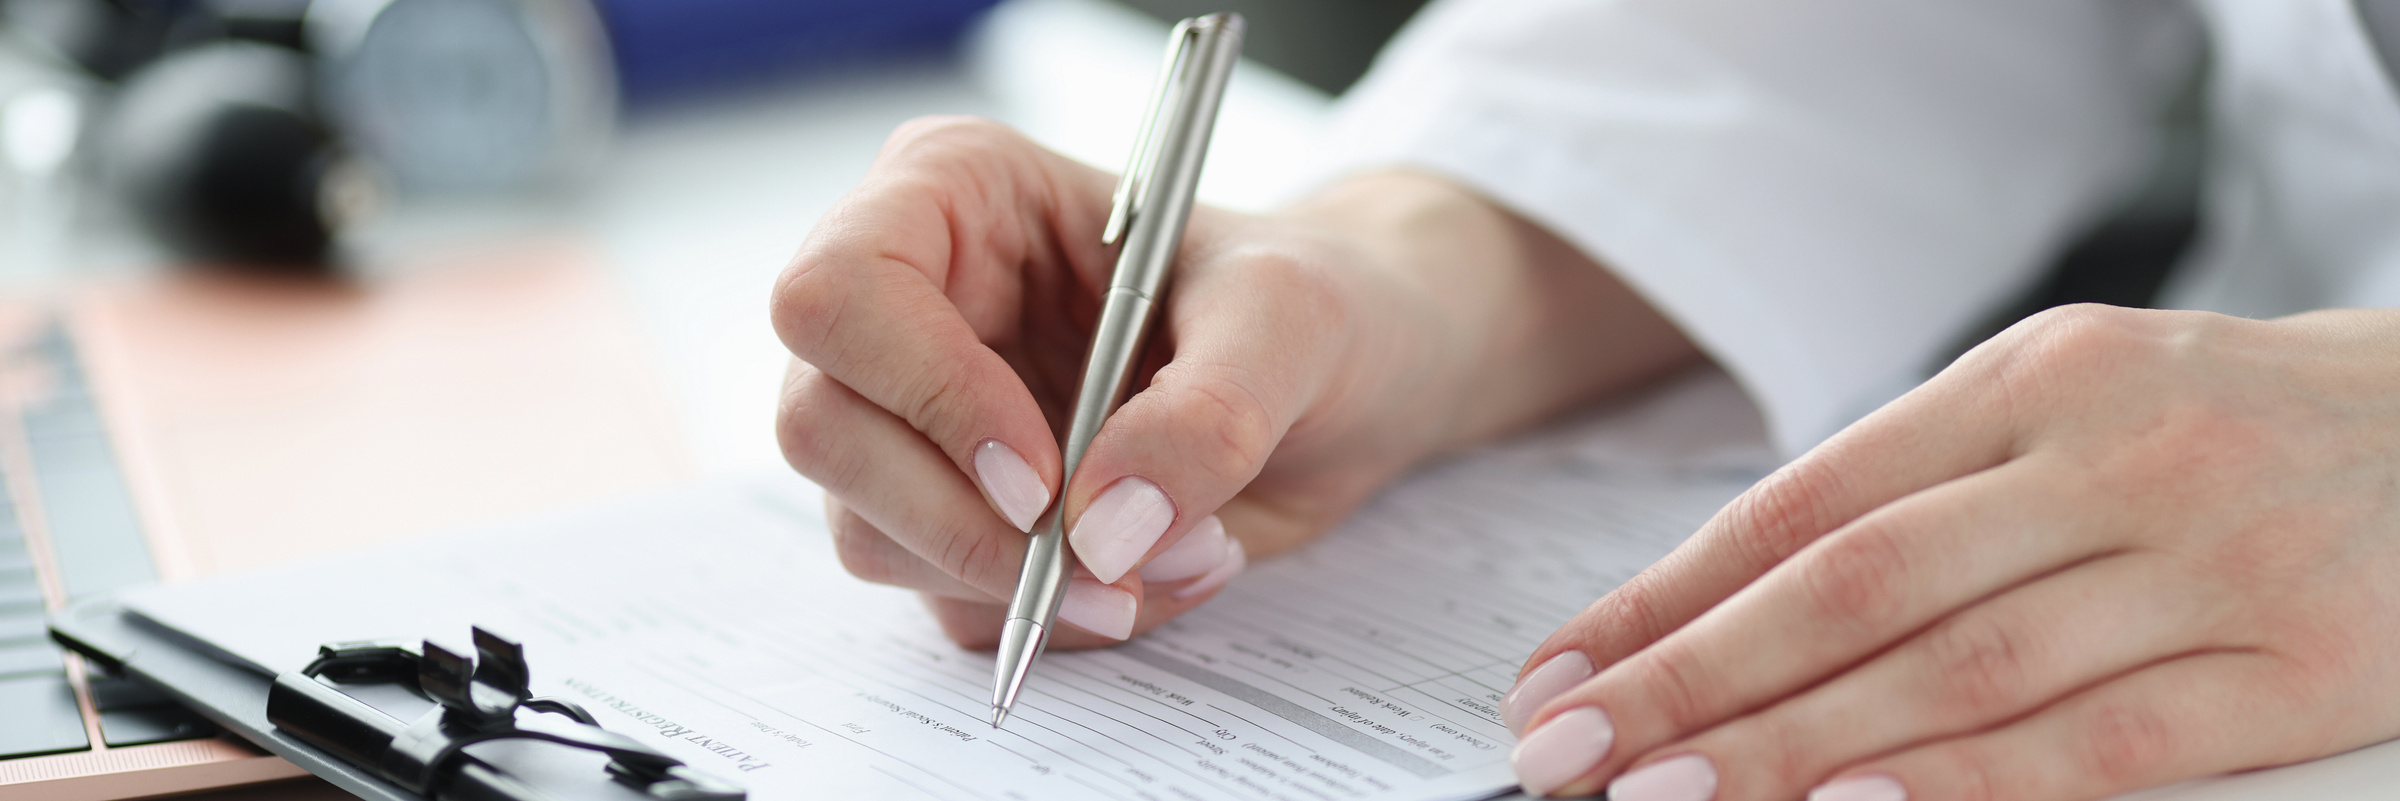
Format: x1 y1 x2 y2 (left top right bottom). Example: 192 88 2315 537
123 371 1770 801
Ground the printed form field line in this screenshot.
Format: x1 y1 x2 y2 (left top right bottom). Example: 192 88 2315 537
667 663 1175 800
658 669 998 801
718 642 1280 800
1117 644 1450 780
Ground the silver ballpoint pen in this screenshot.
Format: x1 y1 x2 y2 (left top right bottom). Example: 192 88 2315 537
989 12 1243 729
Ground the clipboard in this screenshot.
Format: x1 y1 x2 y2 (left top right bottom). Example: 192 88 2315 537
48 598 747 801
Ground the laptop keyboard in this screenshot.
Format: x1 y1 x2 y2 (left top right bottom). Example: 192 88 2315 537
26 327 160 600
0 499 85 758
0 325 207 759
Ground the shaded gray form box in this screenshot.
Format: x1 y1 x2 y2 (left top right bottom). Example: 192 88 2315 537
1115 643 1448 779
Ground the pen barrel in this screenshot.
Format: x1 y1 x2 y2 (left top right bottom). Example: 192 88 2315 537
1059 287 1158 482
992 285 1152 709
1002 286 1154 628
1107 15 1242 303
1004 13 1242 624
1050 12 1241 492
994 14 1241 710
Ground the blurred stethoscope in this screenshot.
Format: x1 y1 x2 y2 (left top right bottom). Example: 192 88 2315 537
3 0 615 267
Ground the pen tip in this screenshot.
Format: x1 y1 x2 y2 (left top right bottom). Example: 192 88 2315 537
989 706 1009 728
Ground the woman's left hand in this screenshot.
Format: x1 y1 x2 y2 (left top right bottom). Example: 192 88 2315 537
1501 304 2400 800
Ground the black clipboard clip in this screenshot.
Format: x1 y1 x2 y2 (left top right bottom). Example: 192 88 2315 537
265 626 745 801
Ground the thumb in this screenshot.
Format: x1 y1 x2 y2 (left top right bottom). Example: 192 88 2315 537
1061 246 1351 585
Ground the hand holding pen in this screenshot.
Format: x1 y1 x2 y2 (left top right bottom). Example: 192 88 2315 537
767 9 1696 702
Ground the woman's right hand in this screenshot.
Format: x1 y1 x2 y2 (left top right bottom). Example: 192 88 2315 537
770 116 1696 649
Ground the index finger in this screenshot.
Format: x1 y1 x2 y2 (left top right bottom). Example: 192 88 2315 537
1505 354 2027 731
771 118 1111 529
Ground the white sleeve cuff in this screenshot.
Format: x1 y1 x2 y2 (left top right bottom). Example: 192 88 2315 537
1301 0 2194 456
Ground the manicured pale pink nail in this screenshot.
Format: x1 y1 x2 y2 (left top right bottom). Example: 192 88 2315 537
1057 579 1136 640
1503 651 1594 734
1510 706 1614 798
973 439 1048 532
1809 774 1906 801
1172 538 1245 599
1069 476 1174 584
1609 754 1718 801
1141 515 1228 582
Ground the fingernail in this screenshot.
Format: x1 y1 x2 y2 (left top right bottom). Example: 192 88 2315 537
1172 538 1246 599
1502 651 1594 734
1809 774 1906 801
1509 706 1614 798
1069 476 1175 584
1057 579 1137 640
1608 754 1718 801
1141 515 1228 581
974 439 1049 532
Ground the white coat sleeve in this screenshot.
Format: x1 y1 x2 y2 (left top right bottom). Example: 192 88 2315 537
1311 0 2201 456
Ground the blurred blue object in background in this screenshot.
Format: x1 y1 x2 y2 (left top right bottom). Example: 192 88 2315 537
593 0 1003 102
0 0 1012 267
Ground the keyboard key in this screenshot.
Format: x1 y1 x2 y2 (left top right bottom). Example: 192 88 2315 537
0 584 40 610
0 672 89 757
86 673 170 710
0 561 32 590
88 671 214 747
0 640 65 678
99 704 212 747
1 529 41 608
0 607 41 642
0 537 31 578
36 463 157 600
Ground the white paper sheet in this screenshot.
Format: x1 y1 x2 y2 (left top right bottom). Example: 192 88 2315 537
124 371 1770 801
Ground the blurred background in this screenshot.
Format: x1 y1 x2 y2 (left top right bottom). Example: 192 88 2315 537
0 0 1438 485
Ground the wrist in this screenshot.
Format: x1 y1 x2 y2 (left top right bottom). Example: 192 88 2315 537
1278 171 1521 465
1283 170 1699 455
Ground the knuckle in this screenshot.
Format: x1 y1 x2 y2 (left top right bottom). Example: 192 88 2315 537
1923 613 2036 717
934 524 1010 589
776 375 862 487
1743 715 1818 787
930 597 1005 650
2084 703 2178 786
1719 464 1849 569
882 115 1014 158
1178 371 1281 485
829 513 898 585
1575 571 1676 653
1795 527 1912 630
2260 629 2359 707
1986 304 2162 395
1939 745 2006 801
899 367 983 439
775 374 821 466
770 250 853 360
2023 303 2148 352
1634 646 1719 729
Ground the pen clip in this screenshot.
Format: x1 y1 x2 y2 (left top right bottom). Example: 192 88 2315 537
1103 18 1199 247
